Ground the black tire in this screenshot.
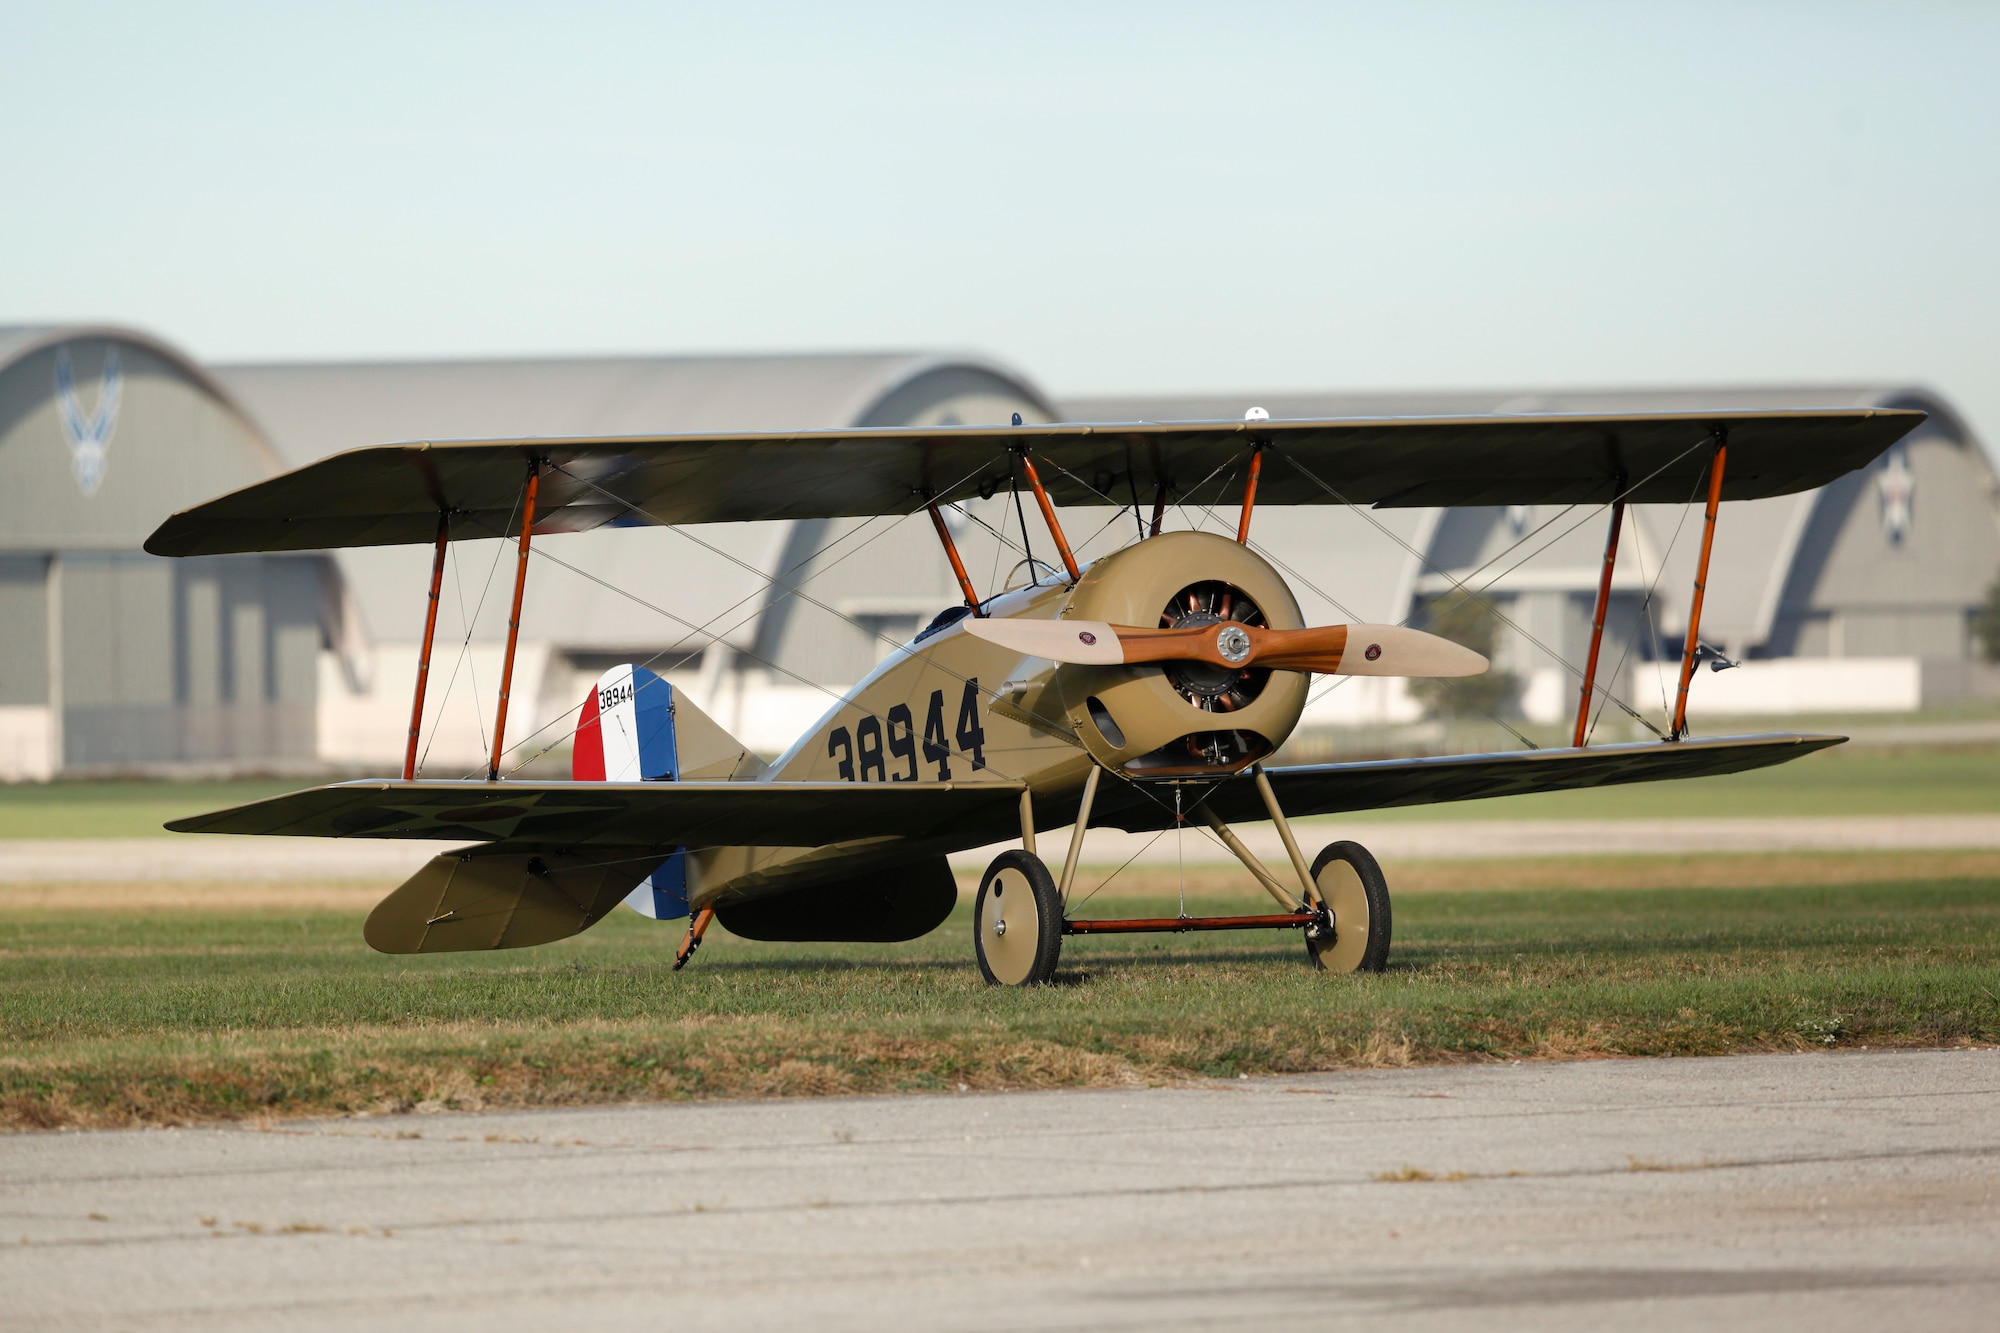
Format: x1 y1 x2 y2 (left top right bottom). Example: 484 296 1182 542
1305 840 1391 974
973 849 1063 986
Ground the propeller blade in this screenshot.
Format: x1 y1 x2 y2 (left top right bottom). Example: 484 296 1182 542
962 616 1487 678
959 616 1128 664
1276 624 1489 678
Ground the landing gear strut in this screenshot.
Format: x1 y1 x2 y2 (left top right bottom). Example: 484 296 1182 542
974 766 1394 983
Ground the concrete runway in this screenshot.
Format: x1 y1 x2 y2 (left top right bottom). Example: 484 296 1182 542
5 1049 1997 1331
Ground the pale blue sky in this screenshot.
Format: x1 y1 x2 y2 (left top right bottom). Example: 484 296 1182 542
6 3 1997 441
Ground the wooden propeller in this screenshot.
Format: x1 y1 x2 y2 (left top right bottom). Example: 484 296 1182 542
960 617 1487 678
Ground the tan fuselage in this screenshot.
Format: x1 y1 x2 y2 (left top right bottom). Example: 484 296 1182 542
687 530 1310 908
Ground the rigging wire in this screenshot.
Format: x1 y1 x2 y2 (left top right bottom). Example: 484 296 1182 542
496 506 920 773
493 511 903 775
518 535 1043 785
1277 436 1708 681
447 499 903 776
1175 484 1543 750
498 459 1043 782
1028 451 1154 556
536 467 1081 771
555 465 998 670
526 548 850 703
417 488 518 775
1063 825 1172 913
1273 435 1718 737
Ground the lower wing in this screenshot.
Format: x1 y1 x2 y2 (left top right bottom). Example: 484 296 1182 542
163 780 1026 957
1095 733 1844 831
167 778 1027 849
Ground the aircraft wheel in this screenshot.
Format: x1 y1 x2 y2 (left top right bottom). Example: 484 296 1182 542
1305 841 1392 974
974 849 1063 986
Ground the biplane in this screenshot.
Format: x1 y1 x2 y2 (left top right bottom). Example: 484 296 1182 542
145 405 1920 983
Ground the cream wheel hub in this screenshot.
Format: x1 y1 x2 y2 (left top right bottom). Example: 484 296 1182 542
979 867 1041 985
1311 858 1371 973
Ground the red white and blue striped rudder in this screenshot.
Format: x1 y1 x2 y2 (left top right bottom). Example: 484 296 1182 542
573 663 689 920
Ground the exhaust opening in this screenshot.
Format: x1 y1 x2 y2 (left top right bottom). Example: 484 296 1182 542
1122 729 1271 778
1085 696 1127 749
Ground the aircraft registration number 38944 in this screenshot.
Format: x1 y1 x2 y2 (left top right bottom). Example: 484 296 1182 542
827 680 987 782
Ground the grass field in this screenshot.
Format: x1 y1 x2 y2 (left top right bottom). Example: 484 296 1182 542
5 854 1997 1132
4 743 1997 841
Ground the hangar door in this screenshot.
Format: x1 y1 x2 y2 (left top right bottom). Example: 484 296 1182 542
58 553 321 768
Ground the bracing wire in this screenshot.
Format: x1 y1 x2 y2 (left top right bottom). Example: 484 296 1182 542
489 458 1041 783
495 508 909 772
1273 435 1719 739
429 499 900 778
416 488 519 775
1587 470 1709 742
1174 474 1543 749
1063 825 1172 913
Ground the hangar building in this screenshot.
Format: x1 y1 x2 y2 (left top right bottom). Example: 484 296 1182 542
3 322 1995 779
0 327 329 778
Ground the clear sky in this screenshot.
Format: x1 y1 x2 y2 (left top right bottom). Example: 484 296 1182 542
6 2 1997 442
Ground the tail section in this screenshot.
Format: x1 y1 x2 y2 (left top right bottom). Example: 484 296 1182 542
573 664 761 921
574 663 679 783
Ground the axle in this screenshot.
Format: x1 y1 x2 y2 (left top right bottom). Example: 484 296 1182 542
1064 910 1318 935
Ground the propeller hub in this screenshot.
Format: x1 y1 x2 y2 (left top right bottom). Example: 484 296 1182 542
1160 581 1268 709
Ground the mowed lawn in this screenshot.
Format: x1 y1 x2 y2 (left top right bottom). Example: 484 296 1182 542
4 856 1997 1131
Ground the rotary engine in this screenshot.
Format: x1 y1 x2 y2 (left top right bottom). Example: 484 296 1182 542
1053 530 1310 777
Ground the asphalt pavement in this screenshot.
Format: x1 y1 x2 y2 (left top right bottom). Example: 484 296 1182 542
5 1048 1996 1331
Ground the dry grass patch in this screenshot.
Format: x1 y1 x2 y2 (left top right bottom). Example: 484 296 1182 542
3 861 1996 1131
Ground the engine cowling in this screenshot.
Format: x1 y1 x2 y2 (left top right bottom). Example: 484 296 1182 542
1052 530 1309 777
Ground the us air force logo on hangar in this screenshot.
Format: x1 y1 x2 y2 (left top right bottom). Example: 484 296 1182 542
54 345 122 497
1875 443 1914 546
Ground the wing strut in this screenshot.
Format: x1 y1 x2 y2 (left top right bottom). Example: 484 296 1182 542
926 500 983 613
1671 431 1728 740
403 510 451 781
1572 495 1627 748
488 460 541 780
1015 446 1081 582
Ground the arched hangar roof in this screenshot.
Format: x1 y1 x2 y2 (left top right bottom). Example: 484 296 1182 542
0 324 287 551
0 324 253 417
214 352 1055 469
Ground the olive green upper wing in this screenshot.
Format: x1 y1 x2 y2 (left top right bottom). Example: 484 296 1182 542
144 409 1921 556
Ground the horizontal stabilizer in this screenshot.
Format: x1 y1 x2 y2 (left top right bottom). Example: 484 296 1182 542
167 778 1028 849
364 844 662 954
